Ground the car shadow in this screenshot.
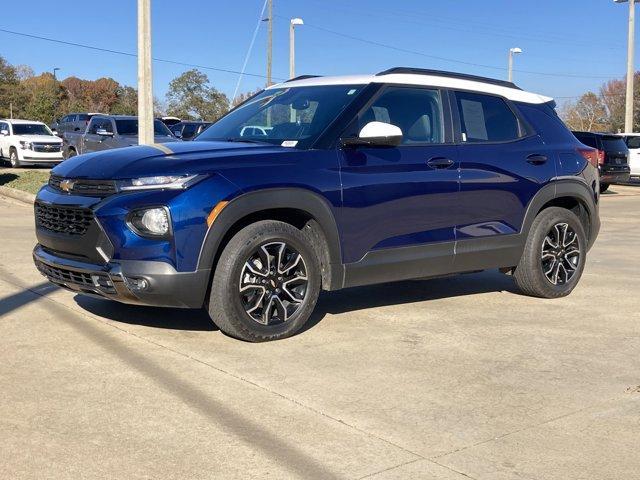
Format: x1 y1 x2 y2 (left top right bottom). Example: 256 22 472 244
74 296 218 331
0 172 19 185
74 269 516 335
302 269 518 333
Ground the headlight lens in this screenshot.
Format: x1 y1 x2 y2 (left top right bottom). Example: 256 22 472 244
128 207 170 237
118 174 204 191
19 141 32 150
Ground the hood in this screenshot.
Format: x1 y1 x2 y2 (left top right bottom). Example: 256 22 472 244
52 141 294 179
15 135 62 143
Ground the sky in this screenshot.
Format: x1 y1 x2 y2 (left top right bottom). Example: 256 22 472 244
1 0 638 108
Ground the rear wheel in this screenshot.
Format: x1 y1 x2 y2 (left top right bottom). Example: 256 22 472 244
9 148 20 168
599 183 610 193
208 220 321 342
514 207 587 298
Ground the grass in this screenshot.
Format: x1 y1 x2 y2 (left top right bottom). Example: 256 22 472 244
0 168 50 195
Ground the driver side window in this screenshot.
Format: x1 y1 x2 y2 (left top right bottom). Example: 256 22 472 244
359 87 444 145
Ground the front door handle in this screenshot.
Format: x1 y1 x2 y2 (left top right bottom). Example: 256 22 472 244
427 157 455 169
526 154 548 165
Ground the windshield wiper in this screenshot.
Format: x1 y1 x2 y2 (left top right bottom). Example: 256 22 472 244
224 137 270 144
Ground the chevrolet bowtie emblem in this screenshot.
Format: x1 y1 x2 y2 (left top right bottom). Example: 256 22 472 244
60 179 75 192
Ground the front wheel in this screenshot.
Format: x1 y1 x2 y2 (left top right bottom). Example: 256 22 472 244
513 207 587 298
9 148 21 168
209 220 321 342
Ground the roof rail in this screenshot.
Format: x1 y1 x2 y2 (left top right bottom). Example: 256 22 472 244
376 67 520 90
284 75 322 83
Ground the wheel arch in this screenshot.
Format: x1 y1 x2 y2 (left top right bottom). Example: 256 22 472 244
524 179 599 250
197 188 344 291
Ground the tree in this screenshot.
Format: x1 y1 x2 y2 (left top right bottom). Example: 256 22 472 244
21 73 67 124
0 55 25 119
166 69 229 120
231 88 262 108
561 92 609 132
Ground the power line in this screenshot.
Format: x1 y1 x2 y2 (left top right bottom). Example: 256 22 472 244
0 27 286 82
281 17 619 80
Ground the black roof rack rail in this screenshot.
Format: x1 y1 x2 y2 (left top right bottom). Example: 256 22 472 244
376 67 520 90
284 75 322 83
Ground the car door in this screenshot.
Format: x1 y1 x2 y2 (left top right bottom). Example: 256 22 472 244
83 117 109 152
452 90 557 269
338 85 460 285
0 121 9 156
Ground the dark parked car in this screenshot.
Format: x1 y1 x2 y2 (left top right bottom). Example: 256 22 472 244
169 121 212 140
572 131 630 192
33 68 600 342
63 115 178 158
50 113 104 137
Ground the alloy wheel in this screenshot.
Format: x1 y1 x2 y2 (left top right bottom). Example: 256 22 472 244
239 241 309 325
541 222 581 285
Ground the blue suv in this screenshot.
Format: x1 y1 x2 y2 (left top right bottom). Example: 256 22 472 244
33 68 600 342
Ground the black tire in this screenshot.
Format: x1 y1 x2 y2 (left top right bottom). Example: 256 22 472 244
209 220 321 342
599 183 609 193
513 207 587 299
9 148 21 168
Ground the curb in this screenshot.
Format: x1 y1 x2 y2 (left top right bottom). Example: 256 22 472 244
0 186 36 205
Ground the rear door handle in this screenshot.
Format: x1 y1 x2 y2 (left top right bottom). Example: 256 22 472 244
526 154 548 165
427 157 455 169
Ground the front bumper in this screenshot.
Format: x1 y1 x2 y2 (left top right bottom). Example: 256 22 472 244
33 244 210 308
19 150 63 162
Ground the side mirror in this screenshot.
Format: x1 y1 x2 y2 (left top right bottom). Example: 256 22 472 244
96 128 113 137
51 129 58 136
0 130 8 136
341 121 403 148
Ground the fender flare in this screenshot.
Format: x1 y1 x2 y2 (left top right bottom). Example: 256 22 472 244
521 178 599 249
196 188 344 290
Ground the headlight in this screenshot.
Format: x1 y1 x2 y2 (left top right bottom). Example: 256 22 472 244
19 141 32 150
118 174 204 191
127 207 171 237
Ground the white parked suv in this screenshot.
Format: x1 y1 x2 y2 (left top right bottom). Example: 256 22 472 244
618 133 640 179
0 119 64 168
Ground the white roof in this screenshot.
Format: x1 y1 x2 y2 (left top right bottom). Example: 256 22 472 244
0 119 47 125
268 73 553 105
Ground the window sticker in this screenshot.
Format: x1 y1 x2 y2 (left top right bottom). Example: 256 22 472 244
460 99 488 141
281 140 298 147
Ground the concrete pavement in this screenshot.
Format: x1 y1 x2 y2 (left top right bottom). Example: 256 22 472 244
1 185 639 479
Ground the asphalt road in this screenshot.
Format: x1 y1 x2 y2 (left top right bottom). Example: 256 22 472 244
1 185 639 480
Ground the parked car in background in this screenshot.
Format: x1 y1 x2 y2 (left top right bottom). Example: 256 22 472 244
50 113 104 137
169 121 212 140
63 115 178 158
617 133 640 180
33 68 600 342
572 131 630 192
0 119 63 168
158 116 182 127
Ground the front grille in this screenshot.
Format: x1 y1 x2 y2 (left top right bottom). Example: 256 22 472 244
35 202 93 235
32 143 62 153
49 175 118 197
35 261 114 293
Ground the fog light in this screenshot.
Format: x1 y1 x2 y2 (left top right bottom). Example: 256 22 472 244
126 277 149 291
128 207 171 237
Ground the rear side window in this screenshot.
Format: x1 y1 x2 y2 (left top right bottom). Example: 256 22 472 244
455 92 521 142
359 87 444 144
78 114 90 121
574 133 598 149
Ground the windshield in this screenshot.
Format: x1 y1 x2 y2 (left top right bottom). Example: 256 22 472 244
115 119 174 136
196 84 364 148
624 136 640 149
13 123 53 136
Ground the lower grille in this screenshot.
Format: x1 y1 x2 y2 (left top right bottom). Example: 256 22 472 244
35 261 114 293
35 203 93 235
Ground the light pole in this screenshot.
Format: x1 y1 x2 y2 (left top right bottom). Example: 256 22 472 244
52 67 60 80
507 47 522 83
615 0 636 132
137 0 154 145
289 18 304 79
